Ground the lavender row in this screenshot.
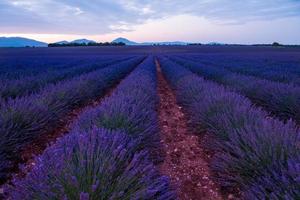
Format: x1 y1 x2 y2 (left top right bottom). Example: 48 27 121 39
73 56 162 162
7 57 175 199
159 57 300 199
7 128 174 200
0 55 115 79
0 56 130 100
219 61 300 86
181 54 300 85
0 57 143 182
172 56 300 124
0 55 134 81
0 56 88 80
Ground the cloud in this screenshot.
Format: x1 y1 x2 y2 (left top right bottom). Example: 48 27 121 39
1 0 300 34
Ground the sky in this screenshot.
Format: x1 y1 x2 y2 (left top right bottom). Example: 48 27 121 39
1 0 300 44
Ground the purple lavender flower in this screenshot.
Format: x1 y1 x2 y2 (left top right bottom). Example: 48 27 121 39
159 56 300 199
7 128 174 200
0 57 143 181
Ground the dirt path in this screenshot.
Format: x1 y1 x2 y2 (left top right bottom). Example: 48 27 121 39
156 60 223 200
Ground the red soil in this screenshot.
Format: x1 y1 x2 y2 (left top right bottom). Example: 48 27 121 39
156 60 223 200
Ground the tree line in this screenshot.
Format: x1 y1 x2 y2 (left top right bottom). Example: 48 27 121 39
48 42 126 47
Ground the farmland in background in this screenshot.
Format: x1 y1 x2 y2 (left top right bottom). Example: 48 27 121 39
0 45 299 200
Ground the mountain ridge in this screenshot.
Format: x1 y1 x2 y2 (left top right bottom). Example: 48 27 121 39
112 37 188 46
0 37 47 47
112 37 139 45
0 36 227 47
70 39 96 44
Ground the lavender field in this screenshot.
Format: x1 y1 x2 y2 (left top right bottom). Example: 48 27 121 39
0 46 300 200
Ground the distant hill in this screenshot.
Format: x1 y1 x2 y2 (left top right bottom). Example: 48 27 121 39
70 39 96 44
0 37 47 47
112 38 138 45
111 38 188 46
52 39 96 45
55 40 69 45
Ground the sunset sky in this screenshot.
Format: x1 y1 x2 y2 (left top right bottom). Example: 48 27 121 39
1 0 300 44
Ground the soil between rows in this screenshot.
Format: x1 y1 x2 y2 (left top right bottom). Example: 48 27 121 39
156 59 224 200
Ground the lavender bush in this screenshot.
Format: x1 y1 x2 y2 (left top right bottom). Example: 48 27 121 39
0 57 143 182
7 56 175 199
0 57 84 80
159 57 300 199
244 156 300 200
180 54 300 85
0 56 129 100
73 56 162 162
7 128 175 200
172 56 300 124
